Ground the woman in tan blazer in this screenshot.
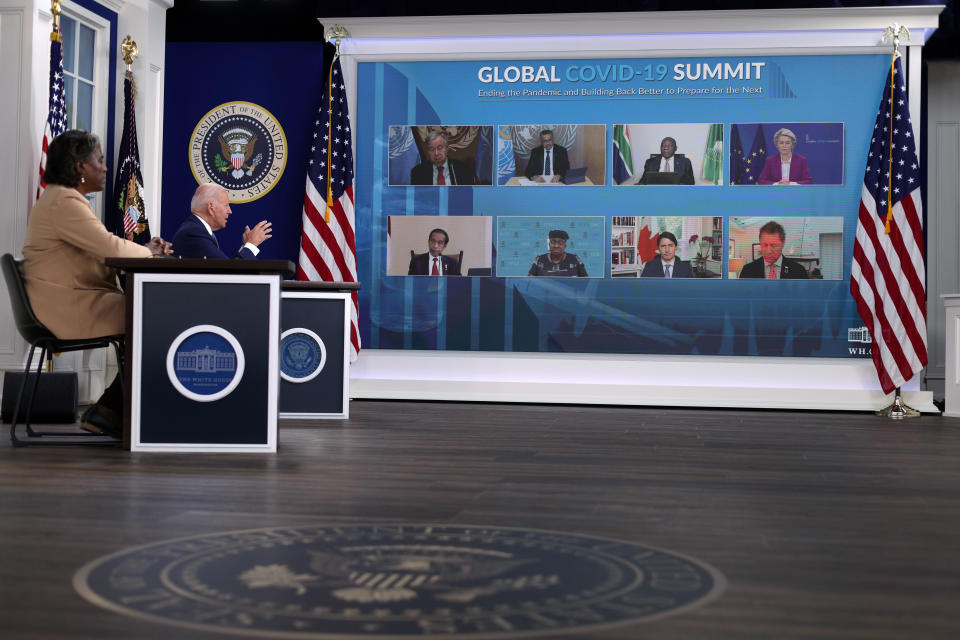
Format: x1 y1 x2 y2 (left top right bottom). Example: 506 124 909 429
23 130 171 437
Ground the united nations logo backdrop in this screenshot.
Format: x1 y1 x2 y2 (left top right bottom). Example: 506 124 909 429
161 41 329 263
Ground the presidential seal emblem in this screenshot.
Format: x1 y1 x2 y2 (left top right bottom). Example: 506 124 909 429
74 524 725 638
166 324 245 402
189 101 287 203
280 328 327 383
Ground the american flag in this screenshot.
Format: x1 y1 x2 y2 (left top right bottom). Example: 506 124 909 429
36 24 67 200
297 55 360 361
850 56 926 394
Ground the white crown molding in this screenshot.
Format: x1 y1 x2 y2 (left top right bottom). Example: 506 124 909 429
85 0 126 14
321 6 944 41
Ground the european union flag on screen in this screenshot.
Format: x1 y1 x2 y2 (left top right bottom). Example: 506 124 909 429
742 124 767 185
729 123 745 185
388 126 420 185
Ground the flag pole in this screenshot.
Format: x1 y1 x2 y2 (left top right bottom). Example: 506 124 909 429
51 0 61 33
323 24 350 223
875 22 921 420
119 35 147 238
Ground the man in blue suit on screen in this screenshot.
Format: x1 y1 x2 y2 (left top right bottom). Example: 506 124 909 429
172 183 272 259
641 231 693 278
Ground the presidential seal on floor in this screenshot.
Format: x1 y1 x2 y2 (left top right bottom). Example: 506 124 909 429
74 524 725 638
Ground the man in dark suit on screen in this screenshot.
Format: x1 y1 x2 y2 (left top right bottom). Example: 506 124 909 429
638 137 696 185
408 228 461 276
172 183 272 259
640 231 693 278
524 129 570 183
739 221 808 279
409 131 475 186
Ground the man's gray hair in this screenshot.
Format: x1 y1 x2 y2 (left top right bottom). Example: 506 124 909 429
424 130 448 145
191 183 227 213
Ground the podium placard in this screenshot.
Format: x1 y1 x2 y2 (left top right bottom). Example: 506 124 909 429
280 281 357 419
108 259 292 452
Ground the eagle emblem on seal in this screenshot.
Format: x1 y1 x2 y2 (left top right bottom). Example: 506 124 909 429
218 128 260 179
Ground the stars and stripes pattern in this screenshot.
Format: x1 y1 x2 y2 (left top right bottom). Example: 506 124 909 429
297 55 360 361
36 25 67 200
850 56 926 394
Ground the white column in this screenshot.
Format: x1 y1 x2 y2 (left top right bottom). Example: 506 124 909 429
942 295 960 417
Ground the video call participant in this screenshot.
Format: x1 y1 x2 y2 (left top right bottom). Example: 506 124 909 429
173 183 272 259
758 128 812 185
640 231 692 278
528 229 588 277
524 129 570 184
408 228 461 276
22 130 173 437
638 137 696 185
739 221 809 279
409 131 475 186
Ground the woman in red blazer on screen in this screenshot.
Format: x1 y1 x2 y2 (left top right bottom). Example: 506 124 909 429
757 127 812 185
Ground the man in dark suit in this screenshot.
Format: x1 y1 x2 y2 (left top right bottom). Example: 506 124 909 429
524 129 570 183
408 228 461 276
638 137 696 185
640 231 693 278
739 221 809 279
409 132 475 186
173 183 272 259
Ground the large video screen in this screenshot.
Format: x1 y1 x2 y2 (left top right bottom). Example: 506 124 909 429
355 54 889 357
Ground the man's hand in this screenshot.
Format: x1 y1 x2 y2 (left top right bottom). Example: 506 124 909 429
242 220 273 247
533 175 545 183
146 237 173 256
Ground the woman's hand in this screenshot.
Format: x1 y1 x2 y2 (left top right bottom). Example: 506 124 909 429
146 237 173 256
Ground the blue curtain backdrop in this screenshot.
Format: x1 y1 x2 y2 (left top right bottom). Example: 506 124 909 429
160 42 325 262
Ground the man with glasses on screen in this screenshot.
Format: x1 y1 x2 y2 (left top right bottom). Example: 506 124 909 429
410 132 475 186
525 129 570 184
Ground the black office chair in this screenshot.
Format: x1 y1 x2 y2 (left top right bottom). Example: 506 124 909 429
1 253 123 446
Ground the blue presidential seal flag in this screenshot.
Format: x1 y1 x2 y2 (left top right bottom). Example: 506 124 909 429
189 101 287 203
280 328 327 383
166 325 246 402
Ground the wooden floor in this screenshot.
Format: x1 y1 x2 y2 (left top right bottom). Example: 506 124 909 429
1 400 959 639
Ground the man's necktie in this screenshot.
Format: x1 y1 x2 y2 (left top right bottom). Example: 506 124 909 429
767 262 777 279
545 150 552 176
665 158 672 173
664 264 672 279
432 257 440 275
436 167 445 185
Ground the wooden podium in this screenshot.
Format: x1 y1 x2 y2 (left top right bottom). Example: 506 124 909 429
107 258 293 452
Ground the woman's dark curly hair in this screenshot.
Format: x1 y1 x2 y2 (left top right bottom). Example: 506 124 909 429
43 130 100 187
